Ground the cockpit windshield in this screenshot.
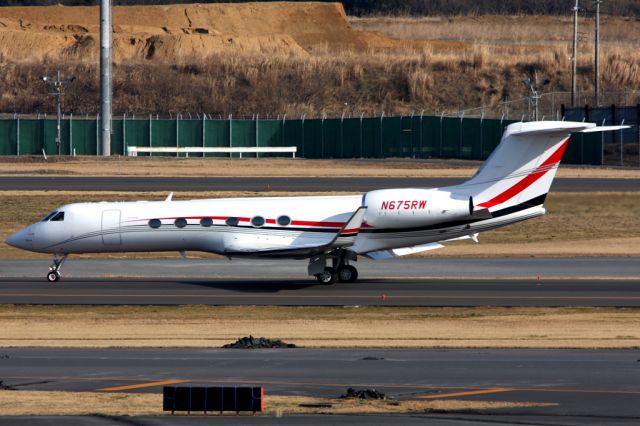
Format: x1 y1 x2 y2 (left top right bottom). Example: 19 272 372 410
41 211 65 222
41 211 58 222
50 212 65 222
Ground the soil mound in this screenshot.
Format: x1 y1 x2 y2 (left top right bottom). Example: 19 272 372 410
0 2 398 62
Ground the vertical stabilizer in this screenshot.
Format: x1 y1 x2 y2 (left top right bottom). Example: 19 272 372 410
456 121 594 211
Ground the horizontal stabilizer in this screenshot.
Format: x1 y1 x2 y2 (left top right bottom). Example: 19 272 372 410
579 125 631 133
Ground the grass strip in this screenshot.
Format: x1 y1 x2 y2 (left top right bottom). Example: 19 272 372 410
0 305 638 349
0 390 556 416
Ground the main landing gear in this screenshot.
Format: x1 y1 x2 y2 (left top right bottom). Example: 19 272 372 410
47 254 67 283
310 250 358 285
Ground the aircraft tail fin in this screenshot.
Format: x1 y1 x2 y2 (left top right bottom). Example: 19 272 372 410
456 121 629 212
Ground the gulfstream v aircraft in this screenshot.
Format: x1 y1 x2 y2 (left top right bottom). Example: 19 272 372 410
5 121 628 283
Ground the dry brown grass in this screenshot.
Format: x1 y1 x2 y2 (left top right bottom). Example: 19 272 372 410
2 12 639 117
2 191 639 259
1 305 638 349
0 390 555 416
1 157 639 178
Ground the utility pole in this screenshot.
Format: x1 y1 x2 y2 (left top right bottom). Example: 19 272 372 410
571 0 579 106
100 0 112 156
523 72 550 121
42 70 75 156
594 0 601 106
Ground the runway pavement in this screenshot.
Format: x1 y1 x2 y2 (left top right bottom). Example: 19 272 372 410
1 176 638 192
1 348 639 425
1 258 639 306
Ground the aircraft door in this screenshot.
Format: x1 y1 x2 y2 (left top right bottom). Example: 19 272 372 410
101 210 122 245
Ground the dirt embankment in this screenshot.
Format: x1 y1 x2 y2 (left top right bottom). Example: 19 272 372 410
0 2 397 62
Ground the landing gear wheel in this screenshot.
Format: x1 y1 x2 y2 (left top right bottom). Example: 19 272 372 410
316 267 337 285
47 271 61 283
337 265 358 283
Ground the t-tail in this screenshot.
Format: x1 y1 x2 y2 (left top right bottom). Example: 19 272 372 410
456 121 629 213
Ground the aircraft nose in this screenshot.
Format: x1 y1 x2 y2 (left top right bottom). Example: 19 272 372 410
5 228 31 250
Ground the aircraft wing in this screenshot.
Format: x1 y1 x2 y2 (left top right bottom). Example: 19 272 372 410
224 207 367 258
364 233 479 260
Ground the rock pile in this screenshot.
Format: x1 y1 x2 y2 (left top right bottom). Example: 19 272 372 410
222 335 296 349
340 388 386 400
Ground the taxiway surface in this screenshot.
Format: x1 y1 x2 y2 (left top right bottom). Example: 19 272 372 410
1 258 638 306
0 348 638 425
1 176 637 192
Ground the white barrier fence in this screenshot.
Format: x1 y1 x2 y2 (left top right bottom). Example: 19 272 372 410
126 146 297 158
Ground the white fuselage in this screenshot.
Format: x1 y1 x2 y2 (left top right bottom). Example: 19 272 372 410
8 189 543 257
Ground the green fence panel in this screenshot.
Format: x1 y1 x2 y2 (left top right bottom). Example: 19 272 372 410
398 116 413 157
17 120 44 154
341 117 360 158
111 119 124 156
230 119 255 158
177 119 202 157
68 119 96 155
441 117 461 158
283 119 303 157
257 120 282 157
42 119 71 155
203 119 230 157
360 118 381 158
564 132 602 165
123 119 151 156
0 120 17 155
420 116 440 157
381 116 401 157
460 118 480 159
302 119 322 159
149 119 177 156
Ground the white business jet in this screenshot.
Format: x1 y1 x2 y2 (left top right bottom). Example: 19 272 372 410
6 121 628 284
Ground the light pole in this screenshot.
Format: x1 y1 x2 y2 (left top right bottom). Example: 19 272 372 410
522 72 550 121
42 71 76 156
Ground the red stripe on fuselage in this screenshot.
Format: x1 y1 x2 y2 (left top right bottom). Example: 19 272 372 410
478 139 568 209
128 215 345 228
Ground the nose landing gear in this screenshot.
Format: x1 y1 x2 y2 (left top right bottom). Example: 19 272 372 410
47 254 67 283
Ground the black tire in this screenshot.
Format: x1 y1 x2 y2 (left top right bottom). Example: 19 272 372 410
316 267 336 284
47 271 60 283
337 265 358 283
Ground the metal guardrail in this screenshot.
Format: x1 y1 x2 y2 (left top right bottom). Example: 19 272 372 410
126 146 297 158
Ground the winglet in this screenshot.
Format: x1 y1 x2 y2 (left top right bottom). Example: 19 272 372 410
165 192 173 202
330 206 367 248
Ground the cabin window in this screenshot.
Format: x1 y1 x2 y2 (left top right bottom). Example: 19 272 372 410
226 217 239 226
251 216 265 227
277 215 291 226
50 212 65 222
41 211 58 222
174 218 187 228
200 217 213 227
148 219 161 229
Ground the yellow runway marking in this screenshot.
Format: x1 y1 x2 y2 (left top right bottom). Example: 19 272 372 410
420 388 513 399
98 379 188 392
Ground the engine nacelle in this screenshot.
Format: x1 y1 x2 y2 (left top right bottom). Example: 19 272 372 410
363 188 472 229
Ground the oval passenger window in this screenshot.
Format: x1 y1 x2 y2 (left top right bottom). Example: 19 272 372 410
174 218 187 228
277 215 291 226
251 216 265 227
148 219 161 229
200 217 213 227
226 217 239 226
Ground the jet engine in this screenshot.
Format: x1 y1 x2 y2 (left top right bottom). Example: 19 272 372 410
362 188 484 229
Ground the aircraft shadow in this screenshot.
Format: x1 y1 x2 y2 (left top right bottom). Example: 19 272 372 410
174 278 321 292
